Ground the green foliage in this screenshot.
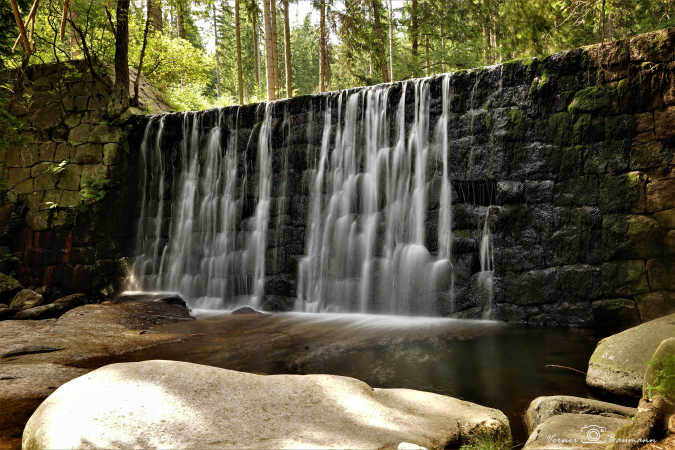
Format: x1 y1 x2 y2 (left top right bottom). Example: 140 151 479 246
47 160 69 176
646 353 675 400
0 84 22 152
459 432 510 450
80 176 110 203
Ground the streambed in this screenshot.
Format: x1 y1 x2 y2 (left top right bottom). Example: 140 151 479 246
73 311 598 446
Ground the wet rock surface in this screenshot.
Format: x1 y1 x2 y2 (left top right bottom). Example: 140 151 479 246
523 413 630 449
586 313 675 400
0 297 192 445
23 360 511 449
525 396 636 434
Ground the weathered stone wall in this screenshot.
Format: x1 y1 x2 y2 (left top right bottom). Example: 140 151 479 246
0 61 168 298
3 29 673 328
131 28 674 327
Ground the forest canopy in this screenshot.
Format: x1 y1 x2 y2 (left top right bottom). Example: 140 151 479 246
1 0 673 110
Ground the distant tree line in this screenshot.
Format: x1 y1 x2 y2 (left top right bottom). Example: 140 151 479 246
1 0 672 109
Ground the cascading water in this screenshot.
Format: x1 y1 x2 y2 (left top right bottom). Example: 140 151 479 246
129 104 274 308
129 73 496 317
296 77 454 315
477 206 495 319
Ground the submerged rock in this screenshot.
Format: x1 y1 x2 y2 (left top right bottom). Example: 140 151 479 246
525 396 636 434
23 360 511 449
586 313 675 400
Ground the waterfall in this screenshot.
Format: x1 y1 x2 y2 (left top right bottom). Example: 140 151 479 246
129 74 501 317
477 207 495 319
296 77 455 315
129 106 273 309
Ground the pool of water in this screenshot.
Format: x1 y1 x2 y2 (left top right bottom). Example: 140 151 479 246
78 312 599 447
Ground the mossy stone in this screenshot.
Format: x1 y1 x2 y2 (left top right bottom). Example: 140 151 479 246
568 86 611 114
56 164 81 190
546 112 573 146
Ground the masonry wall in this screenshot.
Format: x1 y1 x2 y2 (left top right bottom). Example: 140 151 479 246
0 61 168 298
3 29 674 327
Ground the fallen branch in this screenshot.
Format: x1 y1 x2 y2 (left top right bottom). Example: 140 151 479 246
544 364 586 375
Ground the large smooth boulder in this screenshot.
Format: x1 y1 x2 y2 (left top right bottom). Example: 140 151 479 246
525 396 636 433
586 313 675 400
0 298 192 443
523 413 630 449
0 363 87 445
23 360 511 449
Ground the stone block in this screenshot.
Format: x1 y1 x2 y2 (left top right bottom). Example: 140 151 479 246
32 107 63 129
30 162 53 178
634 112 653 133
646 178 675 211
38 142 56 161
524 180 554 204
14 178 33 194
103 143 119 166
57 164 81 190
636 291 675 321
64 113 82 128
68 124 93 145
646 258 675 291
73 144 103 164
654 106 675 142
8 167 30 186
7 145 38 167
601 259 649 297
630 139 670 170
59 190 81 208
629 28 675 63
34 173 57 191
653 208 675 229
89 124 122 144
81 164 108 181
54 143 72 162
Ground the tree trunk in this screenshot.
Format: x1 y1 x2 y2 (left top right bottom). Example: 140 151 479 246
387 0 393 82
424 34 430 76
113 0 130 113
411 0 418 68
270 0 279 98
318 0 327 92
212 2 221 98
262 0 277 100
176 2 185 38
282 0 292 98
601 0 606 42
134 3 151 105
10 0 31 54
251 8 261 88
147 0 162 33
371 0 388 82
235 0 244 103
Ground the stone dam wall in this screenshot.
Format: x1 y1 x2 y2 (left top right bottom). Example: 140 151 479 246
2 29 674 327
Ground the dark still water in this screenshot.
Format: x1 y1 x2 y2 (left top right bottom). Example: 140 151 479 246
81 312 599 447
